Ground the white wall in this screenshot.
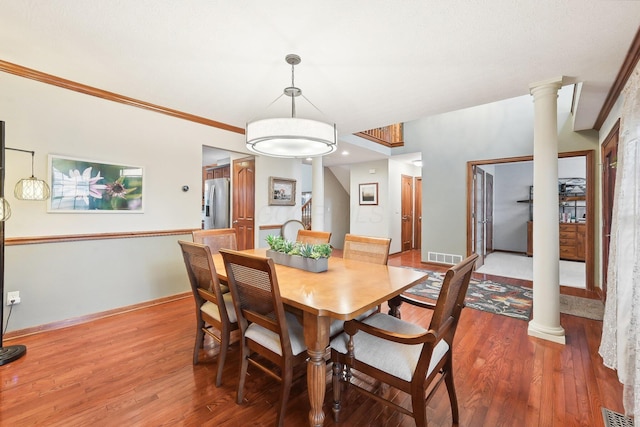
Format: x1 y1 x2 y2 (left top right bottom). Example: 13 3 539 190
254 156 302 247
349 160 390 242
1 72 248 331
348 159 420 254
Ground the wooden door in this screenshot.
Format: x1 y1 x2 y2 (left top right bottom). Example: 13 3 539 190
485 172 494 253
473 167 485 267
601 120 619 300
413 177 422 249
401 175 413 252
232 157 255 250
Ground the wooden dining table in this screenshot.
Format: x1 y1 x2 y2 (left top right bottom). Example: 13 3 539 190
211 248 428 427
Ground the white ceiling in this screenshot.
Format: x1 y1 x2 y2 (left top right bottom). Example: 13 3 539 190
2 1 639 167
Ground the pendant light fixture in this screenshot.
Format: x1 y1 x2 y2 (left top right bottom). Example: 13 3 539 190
246 54 337 158
12 148 50 201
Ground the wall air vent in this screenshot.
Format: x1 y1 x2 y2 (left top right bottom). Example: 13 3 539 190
427 251 463 265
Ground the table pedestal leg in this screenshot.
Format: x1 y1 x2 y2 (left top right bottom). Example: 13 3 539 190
304 312 330 427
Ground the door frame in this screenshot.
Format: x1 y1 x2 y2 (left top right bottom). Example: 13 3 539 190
466 150 595 291
472 166 486 267
413 177 422 249
601 119 620 300
400 174 413 252
232 156 256 250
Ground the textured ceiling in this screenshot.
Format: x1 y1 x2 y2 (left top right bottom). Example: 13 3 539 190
1 1 639 165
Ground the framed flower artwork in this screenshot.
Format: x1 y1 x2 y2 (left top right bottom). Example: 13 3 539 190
48 155 144 212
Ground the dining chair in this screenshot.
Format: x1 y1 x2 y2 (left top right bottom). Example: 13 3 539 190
342 234 392 317
329 253 479 427
178 240 239 387
192 228 237 288
280 219 306 242
296 229 332 245
219 248 308 427
342 234 391 265
192 228 238 252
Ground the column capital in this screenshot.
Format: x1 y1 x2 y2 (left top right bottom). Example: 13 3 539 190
529 76 565 95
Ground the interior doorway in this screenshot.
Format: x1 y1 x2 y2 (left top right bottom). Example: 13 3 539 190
202 146 255 249
467 150 595 291
401 175 413 252
232 157 255 250
472 167 494 267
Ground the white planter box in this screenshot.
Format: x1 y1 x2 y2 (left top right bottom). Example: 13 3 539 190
266 249 328 273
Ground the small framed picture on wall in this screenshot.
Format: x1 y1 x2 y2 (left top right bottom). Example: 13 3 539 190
359 183 378 205
269 176 296 206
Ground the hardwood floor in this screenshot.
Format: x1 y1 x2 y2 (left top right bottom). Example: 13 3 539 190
0 250 623 426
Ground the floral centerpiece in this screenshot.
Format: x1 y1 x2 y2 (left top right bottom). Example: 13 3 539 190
265 235 331 273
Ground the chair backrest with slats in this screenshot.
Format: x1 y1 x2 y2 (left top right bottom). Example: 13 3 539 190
178 240 230 326
296 229 332 245
219 249 293 356
342 234 391 265
192 228 238 254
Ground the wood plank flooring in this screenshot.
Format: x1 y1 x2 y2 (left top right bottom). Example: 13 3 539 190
0 250 623 426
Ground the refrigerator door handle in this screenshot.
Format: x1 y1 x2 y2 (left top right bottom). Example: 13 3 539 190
210 185 216 224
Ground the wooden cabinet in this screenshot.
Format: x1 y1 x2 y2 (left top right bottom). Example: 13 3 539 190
527 221 585 261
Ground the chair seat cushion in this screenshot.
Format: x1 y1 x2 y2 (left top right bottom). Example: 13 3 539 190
201 292 237 324
245 311 306 356
328 307 377 337
330 313 449 382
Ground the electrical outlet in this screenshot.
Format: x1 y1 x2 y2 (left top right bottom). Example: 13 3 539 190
7 291 20 305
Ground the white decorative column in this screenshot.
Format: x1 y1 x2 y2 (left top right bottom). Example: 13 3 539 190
528 77 565 345
311 157 325 231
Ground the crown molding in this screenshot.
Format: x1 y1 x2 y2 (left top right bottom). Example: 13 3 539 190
0 60 244 135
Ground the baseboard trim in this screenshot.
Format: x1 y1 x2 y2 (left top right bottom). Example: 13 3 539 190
3 292 192 341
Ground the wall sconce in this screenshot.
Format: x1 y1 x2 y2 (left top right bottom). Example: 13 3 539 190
9 147 50 201
0 120 50 365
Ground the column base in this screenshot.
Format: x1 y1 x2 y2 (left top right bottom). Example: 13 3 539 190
528 320 566 345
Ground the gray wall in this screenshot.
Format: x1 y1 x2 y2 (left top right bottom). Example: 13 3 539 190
323 168 350 249
492 161 533 252
404 86 598 262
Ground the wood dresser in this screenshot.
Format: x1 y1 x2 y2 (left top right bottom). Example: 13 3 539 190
527 221 586 262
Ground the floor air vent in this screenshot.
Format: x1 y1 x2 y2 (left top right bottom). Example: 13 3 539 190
427 252 463 265
602 408 634 427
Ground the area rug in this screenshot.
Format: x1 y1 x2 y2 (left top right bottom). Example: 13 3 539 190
404 269 533 321
560 294 605 320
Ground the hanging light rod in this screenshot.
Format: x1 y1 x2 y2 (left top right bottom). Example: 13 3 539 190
5 147 50 201
245 54 337 158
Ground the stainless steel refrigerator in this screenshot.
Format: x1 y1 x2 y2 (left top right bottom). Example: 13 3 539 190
203 178 230 229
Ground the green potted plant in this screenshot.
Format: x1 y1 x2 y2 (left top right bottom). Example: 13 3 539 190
264 235 331 273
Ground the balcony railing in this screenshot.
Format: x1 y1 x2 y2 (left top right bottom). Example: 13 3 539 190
301 198 312 230
355 123 404 147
